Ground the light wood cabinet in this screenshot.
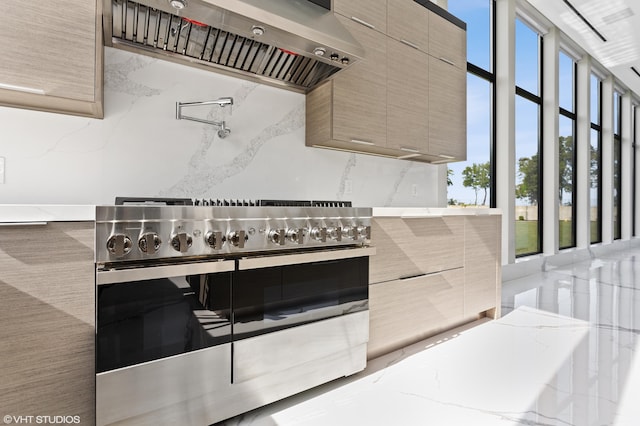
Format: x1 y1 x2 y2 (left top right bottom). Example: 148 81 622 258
0 0 103 118
428 56 467 159
464 215 501 318
306 15 388 151
387 0 430 53
0 222 95 421
369 216 464 284
333 0 387 34
369 268 464 359
332 15 388 147
386 38 430 153
429 10 467 70
367 213 501 359
306 0 467 163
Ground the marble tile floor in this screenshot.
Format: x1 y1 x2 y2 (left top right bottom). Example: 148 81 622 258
219 246 640 426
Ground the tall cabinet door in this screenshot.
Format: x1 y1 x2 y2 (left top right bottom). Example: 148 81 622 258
428 56 467 160
386 38 429 154
332 15 388 148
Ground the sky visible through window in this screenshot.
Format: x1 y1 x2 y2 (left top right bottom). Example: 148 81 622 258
446 0 492 206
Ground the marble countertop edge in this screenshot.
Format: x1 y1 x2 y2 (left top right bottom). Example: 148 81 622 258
372 207 502 217
0 205 502 222
0 205 96 223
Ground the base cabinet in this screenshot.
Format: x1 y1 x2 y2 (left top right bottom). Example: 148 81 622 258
369 216 464 284
368 213 501 359
0 222 95 424
369 269 464 359
464 215 501 317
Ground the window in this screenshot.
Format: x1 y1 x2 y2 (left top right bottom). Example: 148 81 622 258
558 51 576 249
590 74 602 244
634 104 638 237
515 18 542 256
613 90 622 240
447 0 494 208
449 0 492 70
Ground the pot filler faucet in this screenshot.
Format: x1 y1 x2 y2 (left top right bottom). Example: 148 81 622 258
176 97 234 138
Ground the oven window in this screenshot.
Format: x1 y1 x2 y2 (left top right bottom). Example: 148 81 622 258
96 272 231 373
232 256 369 340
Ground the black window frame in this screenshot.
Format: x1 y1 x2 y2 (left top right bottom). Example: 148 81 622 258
514 18 544 257
590 75 603 244
613 91 623 240
558 56 578 249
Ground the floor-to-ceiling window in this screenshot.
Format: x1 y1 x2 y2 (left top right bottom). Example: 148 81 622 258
590 74 603 243
447 0 494 208
613 90 622 240
634 103 638 236
558 51 576 249
515 18 542 256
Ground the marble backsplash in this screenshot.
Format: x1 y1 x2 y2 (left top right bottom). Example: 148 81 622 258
0 47 444 207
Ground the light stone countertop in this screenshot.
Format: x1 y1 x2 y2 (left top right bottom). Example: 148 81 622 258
0 205 96 223
0 205 502 223
372 207 502 217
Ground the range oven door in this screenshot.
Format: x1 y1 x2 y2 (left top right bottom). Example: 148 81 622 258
95 260 234 426
96 260 234 373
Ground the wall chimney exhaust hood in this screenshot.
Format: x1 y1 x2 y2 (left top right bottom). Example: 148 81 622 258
103 0 365 92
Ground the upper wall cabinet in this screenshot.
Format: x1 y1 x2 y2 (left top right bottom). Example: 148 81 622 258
307 0 467 163
332 15 388 148
428 10 466 71
429 56 466 159
387 0 430 54
0 0 103 118
333 0 388 34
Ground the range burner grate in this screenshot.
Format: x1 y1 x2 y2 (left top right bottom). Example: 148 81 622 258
194 199 352 207
115 197 352 207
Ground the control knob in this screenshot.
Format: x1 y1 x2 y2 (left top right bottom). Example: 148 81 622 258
342 225 358 240
310 226 327 242
327 226 342 241
268 229 285 246
228 230 248 248
358 225 371 240
138 232 161 254
286 228 305 244
170 232 193 253
205 231 226 250
106 234 133 257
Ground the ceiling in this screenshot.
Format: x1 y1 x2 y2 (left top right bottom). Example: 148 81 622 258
526 0 640 97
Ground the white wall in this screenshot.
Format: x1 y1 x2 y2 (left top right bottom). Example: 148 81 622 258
0 48 444 207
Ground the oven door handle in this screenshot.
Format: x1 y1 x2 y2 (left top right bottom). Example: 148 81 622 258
96 260 235 285
237 246 376 270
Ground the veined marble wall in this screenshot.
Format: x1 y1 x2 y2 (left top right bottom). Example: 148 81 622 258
0 48 444 207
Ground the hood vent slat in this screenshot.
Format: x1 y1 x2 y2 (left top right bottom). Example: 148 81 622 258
109 0 356 91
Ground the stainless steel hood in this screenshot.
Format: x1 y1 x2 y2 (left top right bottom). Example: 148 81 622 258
103 0 365 92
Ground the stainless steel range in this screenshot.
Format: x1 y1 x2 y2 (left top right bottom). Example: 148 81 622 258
95 199 374 426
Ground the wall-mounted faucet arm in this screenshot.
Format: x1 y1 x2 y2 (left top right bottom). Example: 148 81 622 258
176 97 234 138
